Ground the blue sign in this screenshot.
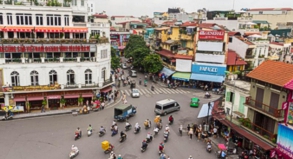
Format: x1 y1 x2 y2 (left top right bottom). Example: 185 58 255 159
192 63 226 76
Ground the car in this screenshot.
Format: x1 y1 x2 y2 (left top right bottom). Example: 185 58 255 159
190 97 200 108
121 63 128 69
129 70 137 77
131 88 140 98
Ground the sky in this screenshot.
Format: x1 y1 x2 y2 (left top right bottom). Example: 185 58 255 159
95 0 293 17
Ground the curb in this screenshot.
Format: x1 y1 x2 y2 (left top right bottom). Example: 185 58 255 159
8 91 123 120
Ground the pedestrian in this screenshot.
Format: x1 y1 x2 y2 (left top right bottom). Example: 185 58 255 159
187 124 190 132
197 128 201 141
117 154 122 159
189 128 193 140
111 94 114 102
193 124 197 134
101 102 105 110
213 127 218 138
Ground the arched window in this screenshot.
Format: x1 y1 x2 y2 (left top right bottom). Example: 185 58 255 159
101 67 106 81
11 71 20 86
49 70 57 85
85 69 92 84
67 69 75 85
30 70 39 86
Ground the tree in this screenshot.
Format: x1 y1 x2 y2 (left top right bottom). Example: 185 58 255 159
142 54 163 73
130 48 150 68
111 47 120 69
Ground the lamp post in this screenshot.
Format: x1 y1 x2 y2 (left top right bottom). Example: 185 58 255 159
206 102 211 124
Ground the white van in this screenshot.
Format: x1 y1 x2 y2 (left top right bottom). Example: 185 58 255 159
154 99 180 116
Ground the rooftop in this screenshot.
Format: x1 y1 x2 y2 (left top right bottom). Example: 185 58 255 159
227 50 247 65
173 54 193 60
111 16 135 18
246 60 293 87
270 42 284 46
248 8 293 11
181 21 197 27
236 37 255 45
225 80 251 92
93 14 108 19
156 49 174 58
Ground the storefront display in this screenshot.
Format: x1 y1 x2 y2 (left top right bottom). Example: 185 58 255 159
190 63 226 83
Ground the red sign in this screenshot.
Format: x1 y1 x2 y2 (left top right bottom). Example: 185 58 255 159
198 30 225 41
0 45 90 53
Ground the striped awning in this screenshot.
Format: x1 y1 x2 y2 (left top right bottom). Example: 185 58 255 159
63 27 88 33
3 26 34 32
35 27 63 33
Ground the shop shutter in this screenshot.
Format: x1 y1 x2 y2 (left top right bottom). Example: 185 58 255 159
226 91 231 101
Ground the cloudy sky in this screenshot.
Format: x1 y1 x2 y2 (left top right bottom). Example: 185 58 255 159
95 0 293 17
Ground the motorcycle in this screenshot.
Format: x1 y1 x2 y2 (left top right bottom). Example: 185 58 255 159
146 136 153 143
2 114 13 121
154 130 159 137
159 149 164 156
69 149 79 159
87 130 92 137
125 125 132 131
74 132 82 140
206 144 212 153
141 145 148 152
169 120 173 125
119 135 127 143
163 134 168 143
134 127 141 134
144 124 150 130
151 86 154 91
99 130 106 137
179 128 182 136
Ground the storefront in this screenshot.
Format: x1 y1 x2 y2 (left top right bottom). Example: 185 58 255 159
160 67 175 79
171 72 191 87
190 63 226 89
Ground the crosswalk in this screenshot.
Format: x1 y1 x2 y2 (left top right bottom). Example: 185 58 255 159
120 87 190 97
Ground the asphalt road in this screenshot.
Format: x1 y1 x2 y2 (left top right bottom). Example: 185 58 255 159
0 67 222 159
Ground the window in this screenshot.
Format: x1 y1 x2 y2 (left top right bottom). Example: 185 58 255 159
81 0 84 6
85 69 92 84
101 68 106 80
226 107 230 115
101 49 107 59
49 70 57 85
64 15 69 26
67 69 75 85
36 14 43 25
91 30 100 36
16 13 32 25
91 9 93 12
229 37 233 43
91 4 93 7
11 71 20 86
259 11 263 14
7 13 13 25
0 14 3 25
30 70 39 86
72 0 77 6
225 91 234 102
46 14 61 26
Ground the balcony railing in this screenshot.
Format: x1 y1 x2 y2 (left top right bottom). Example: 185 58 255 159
1 38 98 44
240 119 276 143
244 98 284 118
73 22 87 27
103 78 113 86
245 54 255 59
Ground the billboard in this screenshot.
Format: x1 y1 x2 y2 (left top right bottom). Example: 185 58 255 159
199 30 225 40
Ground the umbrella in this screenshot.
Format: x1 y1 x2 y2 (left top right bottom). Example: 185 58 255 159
218 144 227 150
248 34 262 38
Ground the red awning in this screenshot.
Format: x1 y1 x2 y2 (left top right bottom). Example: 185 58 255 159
27 97 44 101
35 27 63 33
14 97 26 102
63 27 88 33
0 26 4 31
47 95 61 99
64 94 79 99
173 54 193 60
3 26 34 32
82 93 93 98
156 49 175 58
100 86 112 93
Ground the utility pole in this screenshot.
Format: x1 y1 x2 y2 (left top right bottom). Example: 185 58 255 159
206 102 211 124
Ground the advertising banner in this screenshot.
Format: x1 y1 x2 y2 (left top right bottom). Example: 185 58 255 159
276 124 293 159
198 30 225 40
191 63 226 76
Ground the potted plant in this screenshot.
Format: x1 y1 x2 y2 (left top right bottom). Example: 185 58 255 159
78 96 84 106
60 98 66 108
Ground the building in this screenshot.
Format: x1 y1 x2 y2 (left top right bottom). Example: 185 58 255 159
87 0 97 16
0 0 112 110
268 42 291 63
247 8 293 29
110 16 141 29
245 60 293 147
110 31 131 56
226 49 247 72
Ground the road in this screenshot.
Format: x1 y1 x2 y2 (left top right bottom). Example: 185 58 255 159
0 68 222 159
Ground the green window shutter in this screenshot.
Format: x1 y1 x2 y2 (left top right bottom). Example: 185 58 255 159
226 92 231 101
238 96 245 114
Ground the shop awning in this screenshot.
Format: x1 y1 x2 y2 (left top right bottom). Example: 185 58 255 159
197 102 214 118
82 93 93 98
160 67 175 78
100 86 112 93
63 27 88 33
0 26 5 31
27 97 44 101
14 97 26 102
35 27 63 33
64 94 79 99
47 95 61 99
190 73 225 83
172 72 191 81
3 26 34 32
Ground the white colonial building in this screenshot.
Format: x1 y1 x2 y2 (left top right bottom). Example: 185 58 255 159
0 0 112 111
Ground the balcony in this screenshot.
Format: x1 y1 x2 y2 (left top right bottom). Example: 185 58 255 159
240 118 276 143
180 34 192 40
245 54 255 59
244 97 284 119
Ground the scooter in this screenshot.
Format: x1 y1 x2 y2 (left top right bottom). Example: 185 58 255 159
125 125 132 131
159 149 164 156
163 134 168 143
111 130 118 137
141 145 148 152
74 132 82 140
134 127 141 134
154 129 159 137
151 86 155 91
104 146 114 154
69 149 79 159
169 120 173 125
144 124 150 130
87 130 92 137
146 136 153 143
99 130 106 137
2 115 13 121
120 135 127 143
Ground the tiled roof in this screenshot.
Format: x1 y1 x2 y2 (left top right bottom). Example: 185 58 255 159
227 50 247 65
173 54 193 60
248 8 293 11
156 49 175 58
93 14 108 18
181 22 197 27
270 42 284 46
236 37 255 45
246 60 293 87
198 23 225 30
228 32 241 36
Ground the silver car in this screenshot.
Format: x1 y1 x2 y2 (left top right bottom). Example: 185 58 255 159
131 89 140 98
121 63 128 69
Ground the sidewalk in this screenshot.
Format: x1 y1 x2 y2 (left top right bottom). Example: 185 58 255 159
10 89 122 120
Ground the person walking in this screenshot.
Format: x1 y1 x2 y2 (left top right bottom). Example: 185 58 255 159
187 124 191 132
188 128 193 140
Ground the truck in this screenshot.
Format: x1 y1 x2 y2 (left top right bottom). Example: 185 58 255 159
114 104 137 121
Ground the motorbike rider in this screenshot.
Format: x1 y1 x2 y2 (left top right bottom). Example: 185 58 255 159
120 131 126 140
159 142 164 152
207 140 212 151
165 125 170 132
125 121 131 129
112 120 117 126
144 120 150 128
205 91 210 98
87 124 93 133
164 130 169 140
71 145 78 154
75 127 81 137
99 126 106 134
154 127 159 134
169 115 174 123
151 85 155 91
146 132 153 141
142 140 148 149
135 123 140 131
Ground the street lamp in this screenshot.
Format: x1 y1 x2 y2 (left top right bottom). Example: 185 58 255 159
206 102 211 124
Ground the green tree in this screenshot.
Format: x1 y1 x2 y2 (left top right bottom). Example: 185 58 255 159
142 54 163 73
111 47 120 69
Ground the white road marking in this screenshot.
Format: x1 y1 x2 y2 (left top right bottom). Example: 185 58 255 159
158 88 167 94
124 90 130 96
144 89 151 94
140 89 146 95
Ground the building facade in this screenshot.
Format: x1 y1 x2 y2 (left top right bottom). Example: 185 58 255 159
0 1 112 110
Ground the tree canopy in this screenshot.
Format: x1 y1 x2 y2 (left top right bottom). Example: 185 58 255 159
142 54 163 73
110 47 120 69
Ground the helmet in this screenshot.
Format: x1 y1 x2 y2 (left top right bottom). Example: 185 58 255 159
143 140 146 142
101 126 103 128
119 154 121 157
72 145 75 148
77 127 80 129
89 124 91 127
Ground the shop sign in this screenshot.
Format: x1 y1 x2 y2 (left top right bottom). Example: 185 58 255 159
110 35 119 39
276 124 293 158
192 63 226 76
11 85 61 91
0 45 90 53
198 30 225 40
